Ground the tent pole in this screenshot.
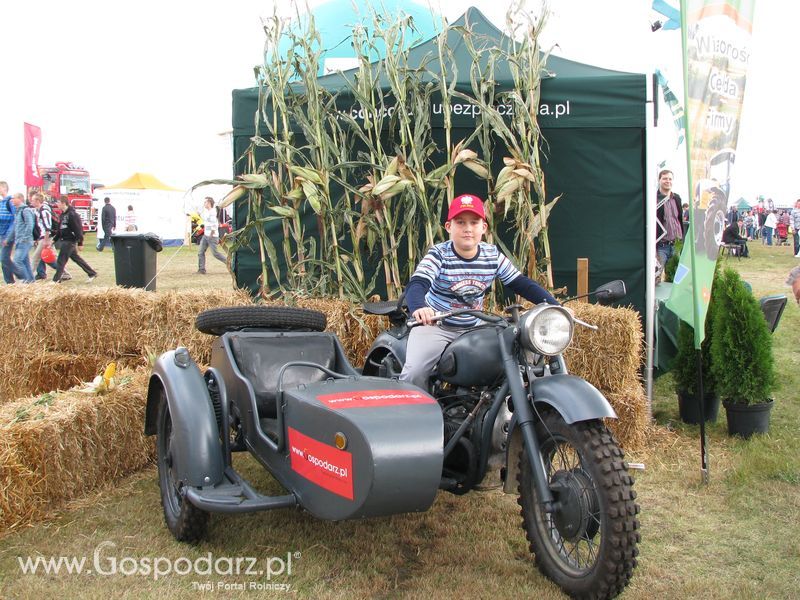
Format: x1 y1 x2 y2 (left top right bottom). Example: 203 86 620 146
644 75 657 419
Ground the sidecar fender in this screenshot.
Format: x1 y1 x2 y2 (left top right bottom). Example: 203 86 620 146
144 349 225 488
502 374 616 494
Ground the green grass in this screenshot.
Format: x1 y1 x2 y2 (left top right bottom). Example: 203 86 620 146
48 233 235 292
0 241 798 598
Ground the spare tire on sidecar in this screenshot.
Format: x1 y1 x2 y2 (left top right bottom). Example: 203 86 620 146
145 305 444 542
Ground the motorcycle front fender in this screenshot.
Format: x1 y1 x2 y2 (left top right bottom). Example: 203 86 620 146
144 349 225 488
530 374 617 423
502 374 616 494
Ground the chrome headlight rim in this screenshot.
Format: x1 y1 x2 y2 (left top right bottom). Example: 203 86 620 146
518 305 574 356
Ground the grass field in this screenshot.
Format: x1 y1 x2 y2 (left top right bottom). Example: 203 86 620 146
0 239 798 599
49 232 235 292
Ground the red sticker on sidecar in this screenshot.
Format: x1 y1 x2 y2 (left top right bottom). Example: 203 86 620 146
288 427 353 500
317 389 436 409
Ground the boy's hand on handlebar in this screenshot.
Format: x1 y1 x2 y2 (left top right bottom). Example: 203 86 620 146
412 307 437 326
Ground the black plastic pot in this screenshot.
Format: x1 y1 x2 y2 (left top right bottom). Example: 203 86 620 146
677 390 720 424
723 399 773 438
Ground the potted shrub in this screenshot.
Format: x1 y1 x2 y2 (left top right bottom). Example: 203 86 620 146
710 267 776 438
671 272 718 424
672 320 718 424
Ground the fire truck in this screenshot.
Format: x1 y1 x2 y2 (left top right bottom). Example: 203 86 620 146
34 162 97 232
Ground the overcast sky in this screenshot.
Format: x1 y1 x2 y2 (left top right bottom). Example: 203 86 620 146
1 0 795 206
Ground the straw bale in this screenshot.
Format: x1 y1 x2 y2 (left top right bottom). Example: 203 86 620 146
0 352 112 405
139 289 251 364
0 369 153 533
604 383 650 451
0 285 154 357
565 303 644 394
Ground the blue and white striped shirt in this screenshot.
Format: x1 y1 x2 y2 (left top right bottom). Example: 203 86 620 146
410 241 521 327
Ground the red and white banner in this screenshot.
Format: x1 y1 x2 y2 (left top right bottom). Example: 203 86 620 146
23 123 43 187
317 389 435 409
288 427 354 500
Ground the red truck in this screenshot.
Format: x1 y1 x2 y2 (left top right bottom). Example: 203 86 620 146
32 162 97 232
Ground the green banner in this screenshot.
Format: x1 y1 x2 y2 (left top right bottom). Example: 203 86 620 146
667 0 755 348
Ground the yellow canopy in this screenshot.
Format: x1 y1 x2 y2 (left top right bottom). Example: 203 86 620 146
103 172 182 191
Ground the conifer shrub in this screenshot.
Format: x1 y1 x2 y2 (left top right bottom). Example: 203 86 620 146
709 267 774 405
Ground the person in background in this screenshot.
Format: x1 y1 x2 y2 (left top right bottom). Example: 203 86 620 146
758 207 767 243
96 197 116 251
3 193 35 283
763 210 777 246
0 181 15 283
787 265 800 304
655 169 684 268
791 199 800 257
125 205 137 231
721 220 749 257
744 210 755 240
29 192 70 281
51 196 97 283
197 197 226 274
681 202 690 237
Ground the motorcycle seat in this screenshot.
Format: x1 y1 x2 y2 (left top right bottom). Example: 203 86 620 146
229 334 337 418
362 300 404 316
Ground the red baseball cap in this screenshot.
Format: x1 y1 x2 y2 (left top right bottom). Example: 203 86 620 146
447 194 486 221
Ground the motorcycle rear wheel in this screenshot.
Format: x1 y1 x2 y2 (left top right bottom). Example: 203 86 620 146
517 411 639 599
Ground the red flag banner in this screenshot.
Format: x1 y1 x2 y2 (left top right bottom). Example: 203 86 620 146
23 123 43 187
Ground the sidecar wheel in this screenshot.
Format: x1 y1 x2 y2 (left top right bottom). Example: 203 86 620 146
195 306 326 335
517 410 640 599
156 390 210 542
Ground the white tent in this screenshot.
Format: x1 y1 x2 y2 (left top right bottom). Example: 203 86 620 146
100 172 186 246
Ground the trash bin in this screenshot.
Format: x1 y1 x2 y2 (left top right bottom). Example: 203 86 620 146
111 232 163 291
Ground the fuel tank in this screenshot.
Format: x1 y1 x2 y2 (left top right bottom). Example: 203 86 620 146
437 327 504 387
272 377 443 520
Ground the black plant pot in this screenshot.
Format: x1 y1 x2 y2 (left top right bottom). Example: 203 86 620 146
723 399 773 438
677 390 720 424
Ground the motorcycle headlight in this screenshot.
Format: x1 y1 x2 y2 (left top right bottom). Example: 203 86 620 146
518 305 574 355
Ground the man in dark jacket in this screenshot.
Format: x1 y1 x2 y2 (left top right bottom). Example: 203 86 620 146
722 221 749 257
96 197 116 251
656 169 684 267
52 197 97 283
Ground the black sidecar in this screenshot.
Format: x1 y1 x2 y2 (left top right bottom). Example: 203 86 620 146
144 306 443 542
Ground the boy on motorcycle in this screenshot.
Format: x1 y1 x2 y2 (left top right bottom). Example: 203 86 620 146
400 194 558 389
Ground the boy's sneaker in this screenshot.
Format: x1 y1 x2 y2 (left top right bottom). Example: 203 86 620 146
87 274 97 283
197 269 206 274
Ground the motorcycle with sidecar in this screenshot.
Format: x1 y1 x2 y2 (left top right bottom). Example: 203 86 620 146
145 282 639 599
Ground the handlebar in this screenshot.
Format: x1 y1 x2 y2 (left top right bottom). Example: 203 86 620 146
406 309 505 328
407 306 599 331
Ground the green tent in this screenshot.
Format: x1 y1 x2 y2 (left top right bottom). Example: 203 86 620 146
231 7 648 313
736 197 751 211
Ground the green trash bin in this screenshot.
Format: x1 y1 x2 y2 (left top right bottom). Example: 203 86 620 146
111 232 163 291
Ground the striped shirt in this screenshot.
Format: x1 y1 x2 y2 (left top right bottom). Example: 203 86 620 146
411 241 521 327
0 196 15 237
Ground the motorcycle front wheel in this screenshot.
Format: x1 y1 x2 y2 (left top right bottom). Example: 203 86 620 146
517 410 639 599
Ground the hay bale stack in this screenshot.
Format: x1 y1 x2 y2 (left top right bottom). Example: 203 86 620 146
0 286 250 387
140 289 251 363
0 369 153 533
565 303 647 449
0 352 111 404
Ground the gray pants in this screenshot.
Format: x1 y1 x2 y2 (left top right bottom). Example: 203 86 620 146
399 324 467 390
198 235 226 270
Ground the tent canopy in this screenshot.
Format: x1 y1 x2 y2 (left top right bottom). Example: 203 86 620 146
736 197 751 211
104 172 182 191
231 7 648 313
